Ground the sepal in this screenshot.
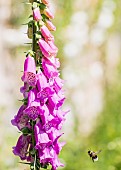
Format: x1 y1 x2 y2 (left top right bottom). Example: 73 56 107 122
21 127 32 135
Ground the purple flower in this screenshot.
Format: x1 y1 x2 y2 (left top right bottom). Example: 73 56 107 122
48 57 60 69
33 7 41 21
24 89 43 120
27 88 37 106
38 39 58 58
50 153 64 170
40 104 50 124
13 135 31 160
45 20 56 31
37 70 48 91
43 116 62 131
42 57 59 79
43 8 54 19
20 83 29 98
46 92 65 116
21 55 37 87
11 105 29 130
23 55 36 74
53 77 64 94
36 70 55 105
24 105 41 120
37 87 54 105
48 128 63 142
48 41 58 54
34 122 51 150
38 143 64 170
41 25 54 41
41 0 49 5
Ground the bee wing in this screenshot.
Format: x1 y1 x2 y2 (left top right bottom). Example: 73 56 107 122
95 150 102 154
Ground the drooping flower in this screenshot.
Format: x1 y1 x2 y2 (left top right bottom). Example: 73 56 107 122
45 20 56 31
41 0 49 5
41 25 54 41
34 121 51 150
43 8 54 19
42 57 59 79
33 7 41 21
11 105 29 130
13 135 31 160
38 39 58 58
21 55 37 87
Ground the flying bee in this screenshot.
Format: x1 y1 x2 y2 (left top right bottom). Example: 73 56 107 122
88 150 102 162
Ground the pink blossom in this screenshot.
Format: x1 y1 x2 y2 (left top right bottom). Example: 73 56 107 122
38 39 57 58
42 57 59 79
48 41 58 54
21 55 37 87
41 0 49 5
44 8 54 19
41 25 54 41
45 20 56 31
33 7 41 21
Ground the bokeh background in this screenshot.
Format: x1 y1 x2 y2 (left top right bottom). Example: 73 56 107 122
0 0 121 170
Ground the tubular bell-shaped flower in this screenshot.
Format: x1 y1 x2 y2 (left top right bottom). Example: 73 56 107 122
41 25 54 41
33 7 41 21
45 20 56 31
21 55 37 87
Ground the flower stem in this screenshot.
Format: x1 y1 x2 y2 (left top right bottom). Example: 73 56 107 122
32 1 37 64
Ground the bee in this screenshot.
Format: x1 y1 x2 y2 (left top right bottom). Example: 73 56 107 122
88 150 102 162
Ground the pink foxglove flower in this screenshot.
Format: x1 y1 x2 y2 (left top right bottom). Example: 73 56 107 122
45 20 56 31
38 39 57 58
41 25 54 41
48 40 58 53
44 8 54 19
11 105 29 130
33 7 41 21
42 57 59 79
21 55 37 87
12 135 31 160
41 0 49 5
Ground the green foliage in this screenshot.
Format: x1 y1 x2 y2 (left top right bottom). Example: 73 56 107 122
61 67 121 170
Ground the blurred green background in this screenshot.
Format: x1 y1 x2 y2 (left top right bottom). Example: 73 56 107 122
0 0 121 170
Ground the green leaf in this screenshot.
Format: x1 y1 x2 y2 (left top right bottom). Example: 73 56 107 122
39 3 46 10
19 162 31 165
41 14 48 22
30 148 37 155
29 15 33 19
21 127 32 135
18 98 28 105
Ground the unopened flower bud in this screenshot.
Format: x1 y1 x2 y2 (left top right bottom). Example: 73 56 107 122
45 20 56 31
43 8 54 19
41 0 49 5
41 25 54 41
33 7 41 21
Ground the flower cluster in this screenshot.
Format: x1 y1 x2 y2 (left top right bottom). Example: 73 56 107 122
11 1 68 170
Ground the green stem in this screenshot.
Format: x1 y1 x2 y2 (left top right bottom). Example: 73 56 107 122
32 20 37 63
31 120 35 146
31 2 37 170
